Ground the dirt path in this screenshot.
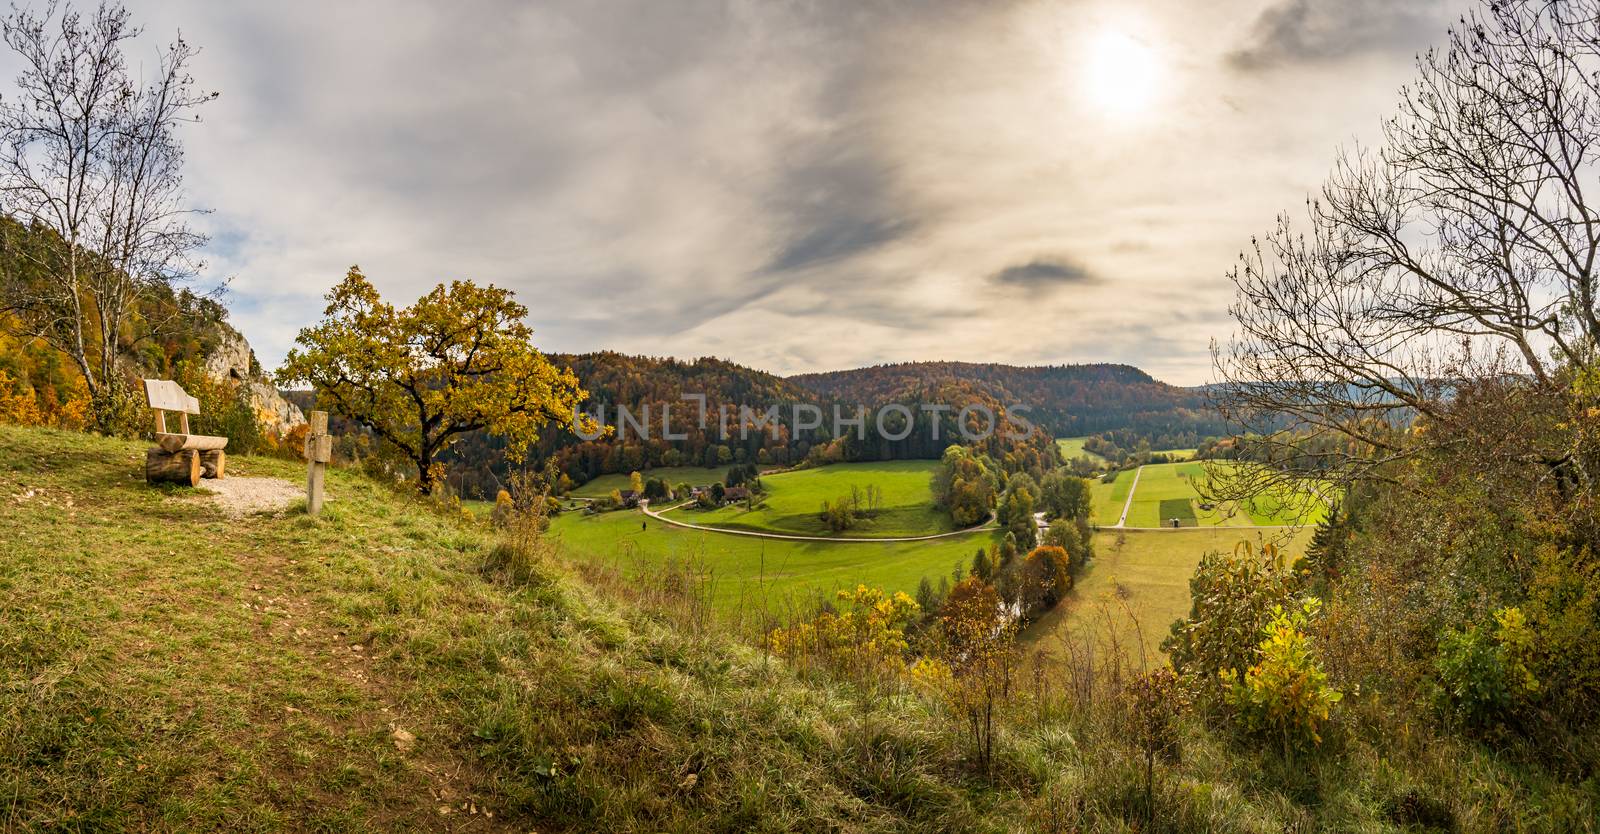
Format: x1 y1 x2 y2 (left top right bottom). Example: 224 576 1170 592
640 500 996 542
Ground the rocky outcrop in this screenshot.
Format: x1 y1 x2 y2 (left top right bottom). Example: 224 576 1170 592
204 324 305 434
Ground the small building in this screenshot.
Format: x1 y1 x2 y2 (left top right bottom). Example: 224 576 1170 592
724 486 749 503
619 489 640 508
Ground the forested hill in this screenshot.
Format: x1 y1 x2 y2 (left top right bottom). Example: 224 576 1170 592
445 351 1058 495
789 361 1227 440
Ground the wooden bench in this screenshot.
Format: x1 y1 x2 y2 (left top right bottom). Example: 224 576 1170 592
143 379 228 486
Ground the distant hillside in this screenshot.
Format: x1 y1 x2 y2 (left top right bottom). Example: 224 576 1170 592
789 361 1228 440
440 352 1055 497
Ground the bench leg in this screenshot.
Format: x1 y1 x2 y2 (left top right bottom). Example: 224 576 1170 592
200 450 226 480
146 449 200 487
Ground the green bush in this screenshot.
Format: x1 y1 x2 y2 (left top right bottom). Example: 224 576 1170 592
1225 598 1342 755
1432 607 1538 730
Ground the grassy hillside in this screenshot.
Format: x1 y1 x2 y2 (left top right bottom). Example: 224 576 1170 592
0 425 1011 831
663 460 955 538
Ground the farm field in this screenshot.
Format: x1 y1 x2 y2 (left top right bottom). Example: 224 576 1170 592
1115 461 1329 529
1089 468 1136 526
1150 447 1196 461
570 464 737 497
548 505 998 615
1056 436 1111 466
662 459 955 538
1021 525 1316 665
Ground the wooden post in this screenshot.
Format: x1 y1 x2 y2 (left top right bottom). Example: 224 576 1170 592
304 410 331 516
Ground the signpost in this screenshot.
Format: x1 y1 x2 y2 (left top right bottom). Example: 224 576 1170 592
304 410 332 515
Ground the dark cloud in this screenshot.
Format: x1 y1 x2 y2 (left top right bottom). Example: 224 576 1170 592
991 258 1096 289
1227 0 1457 70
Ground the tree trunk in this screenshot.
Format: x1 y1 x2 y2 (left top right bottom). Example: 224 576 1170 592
200 450 225 479
146 449 200 487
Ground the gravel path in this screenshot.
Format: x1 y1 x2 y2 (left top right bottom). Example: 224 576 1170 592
200 476 303 517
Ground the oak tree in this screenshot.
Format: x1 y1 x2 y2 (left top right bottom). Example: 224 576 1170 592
278 267 591 495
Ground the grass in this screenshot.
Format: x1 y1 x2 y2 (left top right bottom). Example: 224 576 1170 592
3 424 1594 832
1089 469 1136 526
1021 526 1316 664
1114 462 1328 529
569 464 735 497
550 503 996 615
0 423 1019 831
662 459 956 538
1055 437 1111 466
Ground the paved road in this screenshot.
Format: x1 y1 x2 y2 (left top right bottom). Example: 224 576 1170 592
639 500 997 543
1114 465 1144 528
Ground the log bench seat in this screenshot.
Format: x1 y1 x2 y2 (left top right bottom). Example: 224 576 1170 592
143 379 228 486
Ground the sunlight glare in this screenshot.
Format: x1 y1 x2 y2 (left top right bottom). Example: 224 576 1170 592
1081 27 1162 120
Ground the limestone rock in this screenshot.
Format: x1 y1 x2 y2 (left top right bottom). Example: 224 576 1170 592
202 323 305 434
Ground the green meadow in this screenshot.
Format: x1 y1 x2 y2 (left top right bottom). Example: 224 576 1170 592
569 464 736 497
662 459 955 538
1055 436 1111 465
549 504 997 615
1090 461 1329 529
1089 468 1137 526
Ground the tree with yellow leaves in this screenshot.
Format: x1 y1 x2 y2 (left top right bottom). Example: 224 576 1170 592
278 267 593 495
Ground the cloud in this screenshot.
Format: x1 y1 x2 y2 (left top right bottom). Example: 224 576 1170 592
58 0 1460 386
1227 0 1457 70
991 258 1096 289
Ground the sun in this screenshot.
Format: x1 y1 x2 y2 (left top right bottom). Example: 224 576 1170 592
1080 27 1162 120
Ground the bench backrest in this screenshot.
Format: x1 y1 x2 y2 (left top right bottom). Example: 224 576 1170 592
144 378 200 435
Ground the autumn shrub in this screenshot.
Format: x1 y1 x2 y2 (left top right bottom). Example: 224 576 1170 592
490 489 514 528
0 369 42 425
1225 598 1342 756
910 577 1020 772
1164 541 1299 701
767 585 920 682
1522 545 1600 725
483 475 555 587
1123 666 1188 820
1015 545 1072 620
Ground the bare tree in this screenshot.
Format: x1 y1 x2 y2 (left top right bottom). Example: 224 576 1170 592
0 2 214 432
1214 0 1600 505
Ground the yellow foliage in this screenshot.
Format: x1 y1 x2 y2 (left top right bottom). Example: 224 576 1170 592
768 585 920 678
0 370 42 425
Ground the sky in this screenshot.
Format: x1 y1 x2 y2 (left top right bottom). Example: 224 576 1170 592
100 0 1466 385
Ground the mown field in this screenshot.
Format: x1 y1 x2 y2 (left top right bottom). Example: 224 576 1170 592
549 504 997 616
1089 468 1136 526
661 459 956 538
1089 462 1328 529
569 464 736 497
1021 525 1316 663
